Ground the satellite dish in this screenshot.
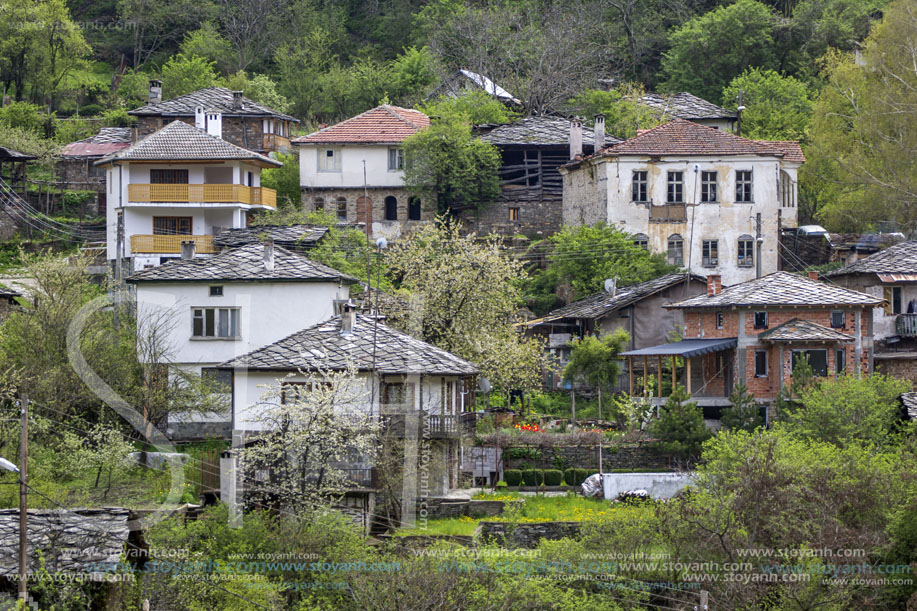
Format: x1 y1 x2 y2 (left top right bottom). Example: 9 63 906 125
478 377 493 393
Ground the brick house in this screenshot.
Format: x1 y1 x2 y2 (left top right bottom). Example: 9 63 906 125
620 272 882 417
293 104 434 240
129 82 298 154
824 241 917 384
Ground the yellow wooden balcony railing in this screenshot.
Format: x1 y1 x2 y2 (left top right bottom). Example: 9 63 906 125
127 184 277 208
130 234 218 254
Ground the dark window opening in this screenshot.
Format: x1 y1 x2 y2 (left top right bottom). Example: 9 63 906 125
632 170 648 202
209 286 223 297
153 216 192 235
836 349 846 374
754 350 768 377
408 197 421 221
736 170 753 202
150 169 188 184
508 207 519 221
830 311 845 328
384 196 398 221
792 349 828 377
701 171 717 202
753 311 768 329
716 312 724 329
336 197 347 221
633 234 648 250
702 240 718 267
667 171 684 203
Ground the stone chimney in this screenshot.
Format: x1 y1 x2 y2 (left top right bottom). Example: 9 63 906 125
180 240 195 260
263 239 274 272
232 91 243 110
149 80 162 104
340 301 357 335
706 274 722 297
807 271 819 281
569 118 583 159
593 114 605 151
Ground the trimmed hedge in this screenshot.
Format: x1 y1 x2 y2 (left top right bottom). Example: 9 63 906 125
543 469 563 486
564 468 594 486
522 469 543 486
504 469 522 486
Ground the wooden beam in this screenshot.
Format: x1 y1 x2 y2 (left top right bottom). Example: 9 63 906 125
657 355 663 398
643 356 648 398
672 355 677 393
686 357 693 395
628 356 634 395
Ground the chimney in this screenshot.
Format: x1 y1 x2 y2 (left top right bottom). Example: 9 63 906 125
149 80 162 104
205 110 222 139
180 240 195 260
569 117 583 159
706 274 722 297
263 239 274 271
593 114 605 151
195 106 205 130
340 300 357 335
232 91 243 110
807 271 819 281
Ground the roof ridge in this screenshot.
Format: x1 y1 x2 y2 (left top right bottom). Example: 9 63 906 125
380 104 424 131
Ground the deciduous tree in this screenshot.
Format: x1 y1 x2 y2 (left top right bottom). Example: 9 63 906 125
563 330 631 421
722 68 813 140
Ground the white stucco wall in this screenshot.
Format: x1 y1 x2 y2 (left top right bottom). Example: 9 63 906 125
298 144 405 189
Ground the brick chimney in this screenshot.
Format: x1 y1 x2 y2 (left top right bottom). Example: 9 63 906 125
180 240 195 260
706 274 722 296
593 114 605 151
263 238 274 272
149 80 162 104
232 91 243 110
569 118 583 159
807 271 819 281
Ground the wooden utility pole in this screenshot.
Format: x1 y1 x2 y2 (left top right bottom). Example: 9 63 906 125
18 392 28 601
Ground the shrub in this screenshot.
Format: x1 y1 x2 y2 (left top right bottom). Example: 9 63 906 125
543 469 563 486
574 468 594 486
495 480 507 488
504 469 522 486
564 468 576 486
649 384 710 460
77 103 104 116
522 469 543 486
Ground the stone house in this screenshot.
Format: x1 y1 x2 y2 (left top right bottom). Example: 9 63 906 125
637 92 738 131
824 241 917 384
129 82 299 153
560 119 804 286
620 272 881 419
523 273 707 389
57 127 132 215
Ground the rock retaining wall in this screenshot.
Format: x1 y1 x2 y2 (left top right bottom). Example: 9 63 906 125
476 521 582 548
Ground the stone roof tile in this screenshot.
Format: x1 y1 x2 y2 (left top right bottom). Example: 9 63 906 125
758 318 854 342
478 116 620 147
213 225 328 249
824 241 917 277
639 92 737 121
128 86 297 122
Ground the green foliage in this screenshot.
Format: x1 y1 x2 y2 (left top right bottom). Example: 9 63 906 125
506 447 541 460
114 69 155 109
527 223 678 314
649 385 710 460
0 101 45 133
566 84 663 139
100 107 136 128
722 68 813 140
0 124 59 163
54 117 95 144
563 329 630 420
419 90 518 126
720 381 762 432
402 114 501 215
660 0 778 103
543 469 563 486
390 46 438 105
782 373 911 448
160 53 219 98
259 152 300 208
180 22 234 73
504 469 522 486
221 71 291 113
521 469 542 486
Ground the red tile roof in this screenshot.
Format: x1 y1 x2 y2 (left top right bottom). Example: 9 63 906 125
595 119 801 160
293 105 430 145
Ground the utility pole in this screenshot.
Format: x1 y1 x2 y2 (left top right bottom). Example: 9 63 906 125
736 90 745 137
755 213 762 279
699 589 709 610
18 392 28 602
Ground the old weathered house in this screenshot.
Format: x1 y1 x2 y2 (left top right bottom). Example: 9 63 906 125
824 241 917 384
637 92 738 131
58 127 132 214
620 272 881 419
560 119 804 285
129 82 299 153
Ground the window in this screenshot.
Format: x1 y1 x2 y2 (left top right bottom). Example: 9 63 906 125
192 307 240 338
317 148 341 172
508 207 520 221
201 367 232 392
792 349 828 377
280 381 330 404
150 169 188 184
667 171 684 203
408 197 421 221
735 170 753 202
381 381 414 410
441 379 455 415
715 312 724 329
701 171 718 202
830 311 845 328
383 196 398 221
336 197 347 221
754 350 768 377
632 171 648 202
153 216 192 235
835 348 846 374
667 234 684 266
313 196 325 211
633 233 648 250
884 286 903 315
247 171 253 187
753 311 768 329
209 286 223 297
388 148 404 171
702 240 718 267
737 235 754 267
779 170 795 207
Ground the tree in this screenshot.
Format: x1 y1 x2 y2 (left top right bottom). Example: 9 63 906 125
239 366 380 511
720 381 762 432
180 22 234 74
217 0 289 71
565 84 663 140
60 424 135 498
804 0 917 233
419 90 519 127
384 218 545 394
402 114 501 215
118 0 216 68
259 152 299 207
390 46 438 106
648 385 710 461
160 54 219 99
221 71 290 113
562 329 630 421
722 68 813 140
660 0 778 103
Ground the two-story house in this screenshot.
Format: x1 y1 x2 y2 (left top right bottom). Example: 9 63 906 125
560 119 804 285
637 92 738 131
293 104 432 240
126 240 356 438
96 119 281 271
824 241 917 384
620 272 881 420
129 82 299 153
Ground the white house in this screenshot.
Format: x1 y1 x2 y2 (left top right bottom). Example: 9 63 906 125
218 310 479 495
561 119 805 286
292 105 432 240
96 119 282 272
126 241 356 438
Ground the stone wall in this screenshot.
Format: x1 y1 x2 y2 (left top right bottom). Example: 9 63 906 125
504 444 672 473
476 521 582 548
459 194 563 238
876 356 917 388
300 186 433 237
417 498 515 519
561 162 605 227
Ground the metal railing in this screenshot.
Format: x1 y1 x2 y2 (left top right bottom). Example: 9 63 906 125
379 413 459 437
649 203 687 222
897 314 917 337
130 234 218 254
128 184 276 207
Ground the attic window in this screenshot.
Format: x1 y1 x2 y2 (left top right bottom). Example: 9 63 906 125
753 311 768 330
318 148 341 172
209 286 223 297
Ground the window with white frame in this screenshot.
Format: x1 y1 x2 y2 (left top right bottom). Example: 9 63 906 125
735 170 753 202
317 148 341 172
667 234 684 266
192 307 240 338
701 171 718 202
737 235 754 267
702 240 718 267
667 171 684 203
830 310 845 328
388 148 404 171
632 170 648 202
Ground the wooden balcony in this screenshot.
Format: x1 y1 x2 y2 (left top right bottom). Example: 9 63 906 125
262 133 291 152
128 184 276 208
896 314 917 337
379 413 459 438
130 234 218 254
649 203 687 222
